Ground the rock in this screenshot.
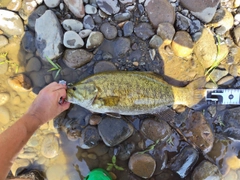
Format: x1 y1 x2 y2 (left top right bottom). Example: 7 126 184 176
208 7 234 35
0 106 10 125
41 133 59 158
194 28 218 69
63 0 85 18
157 23 175 44
86 31 104 49
11 159 31 176
79 126 101 149
116 141 136 161
19 0 37 20
28 5 47 31
96 0 120 15
44 0 60 8
234 27 240 46
140 118 171 141
0 35 8 48
113 37 131 57
79 29 92 38
175 12 191 31
192 160 222 180
123 21 134 37
209 69 229 82
189 19 202 34
62 19 83 32
88 143 109 156
170 146 199 178
29 71 46 87
205 82 218 89
179 0 220 23
119 0 136 4
155 169 181 180
63 31 84 48
89 114 102 125
217 75 235 86
172 31 194 57
8 74 32 92
18 152 37 159
128 153 156 179
83 15 95 30
114 12 131 22
0 93 10 106
7 0 22 11
63 49 93 69
0 9 24 36
85 4 97 14
93 61 117 74
149 35 163 49
98 117 134 147
134 23 154 40
22 31 36 53
26 57 42 72
144 0 175 28
100 22 118 40
35 10 63 61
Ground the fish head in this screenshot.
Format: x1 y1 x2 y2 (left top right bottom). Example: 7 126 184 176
67 82 98 107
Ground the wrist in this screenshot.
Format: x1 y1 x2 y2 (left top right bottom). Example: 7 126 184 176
20 113 43 133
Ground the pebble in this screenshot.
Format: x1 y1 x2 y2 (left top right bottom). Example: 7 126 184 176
157 23 175 44
123 21 134 37
0 106 10 125
80 126 101 149
89 114 102 125
8 74 32 92
22 31 36 53
18 152 37 159
86 31 104 49
149 35 163 49
88 143 109 156
63 49 93 69
79 29 92 38
41 133 59 158
26 57 42 72
210 69 229 82
205 82 218 89
63 0 85 18
0 9 24 36
0 93 10 106
172 31 194 57
114 12 131 22
217 75 235 86
63 31 84 48
44 0 60 8
128 153 156 178
0 35 8 48
62 19 83 32
85 4 97 14
134 23 154 40
19 0 37 20
93 61 117 74
96 0 120 15
7 0 22 11
83 15 95 30
28 5 47 31
100 22 118 40
233 26 240 46
176 12 191 31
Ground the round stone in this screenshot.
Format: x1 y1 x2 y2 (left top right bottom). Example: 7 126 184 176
83 15 95 30
0 93 10 106
85 4 97 14
94 61 117 74
63 31 84 48
0 106 10 125
26 57 42 72
0 35 8 48
62 19 83 32
44 0 60 8
86 31 104 49
41 133 59 158
79 29 92 38
100 22 118 40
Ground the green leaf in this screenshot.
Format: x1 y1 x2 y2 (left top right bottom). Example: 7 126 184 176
115 165 124 171
48 67 58 72
46 56 58 69
15 65 19 73
112 155 116 164
54 69 61 79
106 164 113 171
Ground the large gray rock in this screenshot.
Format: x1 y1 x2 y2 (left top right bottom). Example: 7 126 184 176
96 0 120 15
35 10 63 61
179 0 220 23
63 0 85 18
0 9 24 36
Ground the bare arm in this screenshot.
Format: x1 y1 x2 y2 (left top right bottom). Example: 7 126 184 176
0 82 70 179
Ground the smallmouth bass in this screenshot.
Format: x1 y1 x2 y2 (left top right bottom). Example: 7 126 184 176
66 71 204 115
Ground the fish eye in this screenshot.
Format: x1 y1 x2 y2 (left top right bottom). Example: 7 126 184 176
73 87 76 91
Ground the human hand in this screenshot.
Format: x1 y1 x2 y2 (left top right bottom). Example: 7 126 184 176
27 82 70 125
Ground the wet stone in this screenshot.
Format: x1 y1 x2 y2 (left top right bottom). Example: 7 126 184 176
113 37 131 57
175 12 191 31
0 106 10 125
192 160 222 180
123 21 134 37
116 142 135 161
22 31 36 53
149 35 163 49
8 74 32 92
170 146 199 178
134 23 154 40
209 69 229 82
19 0 37 20
157 23 175 44
26 57 42 72
86 31 104 49
62 19 83 32
140 118 171 142
217 75 235 86
6 0 22 11
89 114 102 125
98 117 134 147
0 93 10 106
28 5 47 31
87 142 109 156
114 12 131 22
0 35 8 48
85 4 97 14
44 0 60 8
144 0 175 28
79 126 101 149
189 19 202 34
93 61 117 74
96 0 120 15
29 71 46 88
63 31 84 48
41 133 59 158
83 15 95 30
100 22 118 40
63 49 93 69
128 153 156 179
233 26 240 46
79 29 92 38
63 0 85 18
155 169 181 180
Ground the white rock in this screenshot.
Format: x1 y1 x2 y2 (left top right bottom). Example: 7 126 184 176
62 19 83 32
85 4 97 14
79 29 92 38
63 31 84 48
44 0 61 8
0 93 10 106
0 106 10 125
63 0 85 18
0 35 8 48
0 10 24 36
35 0 44 4
41 133 59 158
235 14 240 22
119 0 136 4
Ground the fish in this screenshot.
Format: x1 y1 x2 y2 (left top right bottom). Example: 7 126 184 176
66 71 205 115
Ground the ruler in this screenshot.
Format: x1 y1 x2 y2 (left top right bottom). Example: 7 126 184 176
205 89 240 105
